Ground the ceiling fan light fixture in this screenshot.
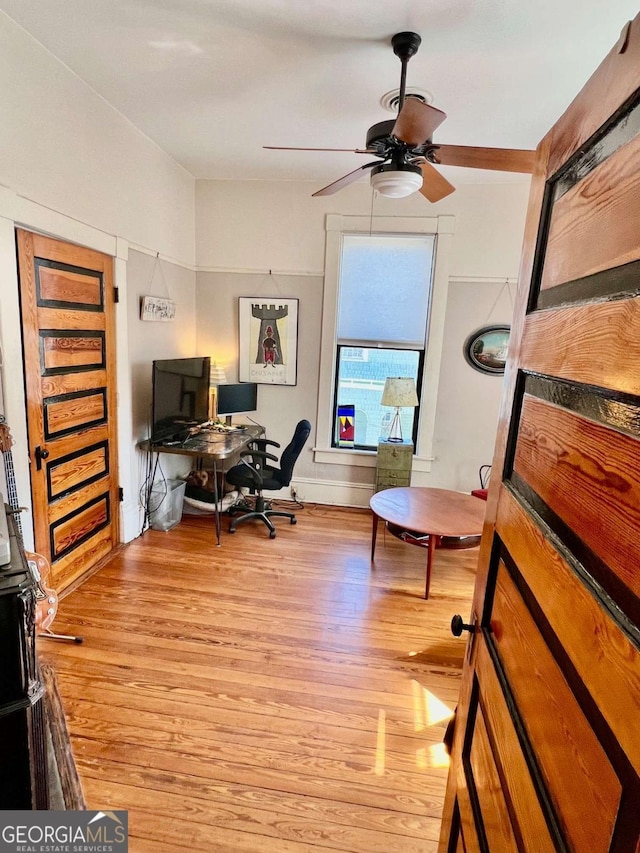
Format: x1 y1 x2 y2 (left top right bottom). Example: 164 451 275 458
370 162 423 198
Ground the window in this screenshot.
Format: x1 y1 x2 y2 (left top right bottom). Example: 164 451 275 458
332 233 434 449
315 213 455 472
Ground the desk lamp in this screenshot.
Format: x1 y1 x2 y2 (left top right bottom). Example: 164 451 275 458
381 377 418 443
209 362 228 419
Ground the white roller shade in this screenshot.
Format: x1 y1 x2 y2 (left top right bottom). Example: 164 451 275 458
337 234 435 347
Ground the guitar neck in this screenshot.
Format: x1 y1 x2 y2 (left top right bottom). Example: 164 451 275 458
2 447 22 537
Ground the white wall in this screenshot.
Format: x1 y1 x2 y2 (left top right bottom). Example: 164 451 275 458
196 179 529 276
195 179 530 503
0 13 197 544
430 279 514 490
0 12 195 267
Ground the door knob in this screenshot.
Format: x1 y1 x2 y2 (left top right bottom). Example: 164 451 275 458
35 446 49 470
451 614 475 636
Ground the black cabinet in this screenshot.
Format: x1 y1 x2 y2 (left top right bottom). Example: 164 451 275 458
0 507 48 808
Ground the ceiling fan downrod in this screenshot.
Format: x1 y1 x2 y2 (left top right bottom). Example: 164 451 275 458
391 32 422 112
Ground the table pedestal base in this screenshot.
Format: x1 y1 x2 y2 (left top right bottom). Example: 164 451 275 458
371 516 480 600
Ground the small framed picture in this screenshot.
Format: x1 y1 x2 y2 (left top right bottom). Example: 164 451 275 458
337 404 355 447
463 325 510 375
238 297 298 385
140 296 176 322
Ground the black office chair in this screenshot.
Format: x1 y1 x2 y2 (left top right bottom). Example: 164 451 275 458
225 419 311 538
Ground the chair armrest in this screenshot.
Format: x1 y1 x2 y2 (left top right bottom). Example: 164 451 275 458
240 449 279 465
250 438 281 452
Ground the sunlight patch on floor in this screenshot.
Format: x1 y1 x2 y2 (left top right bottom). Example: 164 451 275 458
374 708 386 775
411 679 454 730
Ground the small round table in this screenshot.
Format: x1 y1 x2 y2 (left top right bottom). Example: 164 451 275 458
370 487 486 599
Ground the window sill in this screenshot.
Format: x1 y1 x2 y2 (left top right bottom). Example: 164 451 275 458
313 447 377 467
313 446 434 472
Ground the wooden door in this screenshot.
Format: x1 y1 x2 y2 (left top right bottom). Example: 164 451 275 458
17 230 119 593
440 17 640 852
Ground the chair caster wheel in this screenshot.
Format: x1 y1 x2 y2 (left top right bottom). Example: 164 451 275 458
290 517 297 525
229 528 236 534
269 530 276 539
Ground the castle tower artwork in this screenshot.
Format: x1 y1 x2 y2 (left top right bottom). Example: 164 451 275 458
251 303 288 366
238 298 299 386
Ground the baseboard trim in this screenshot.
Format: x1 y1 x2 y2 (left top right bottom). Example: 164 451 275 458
279 477 374 509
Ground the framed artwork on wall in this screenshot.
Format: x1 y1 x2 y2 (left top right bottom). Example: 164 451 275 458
337 404 355 447
463 324 510 375
238 297 299 385
140 295 176 321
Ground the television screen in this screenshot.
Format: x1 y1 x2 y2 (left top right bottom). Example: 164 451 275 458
216 383 257 418
152 357 210 441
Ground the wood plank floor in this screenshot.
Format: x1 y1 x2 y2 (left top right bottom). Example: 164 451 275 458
40 503 479 852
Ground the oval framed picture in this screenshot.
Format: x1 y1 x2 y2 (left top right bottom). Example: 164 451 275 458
463 325 511 375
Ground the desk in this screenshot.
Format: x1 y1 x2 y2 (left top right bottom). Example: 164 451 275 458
369 487 486 599
139 425 263 545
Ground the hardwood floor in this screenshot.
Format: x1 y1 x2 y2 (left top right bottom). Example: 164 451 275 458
40 503 478 852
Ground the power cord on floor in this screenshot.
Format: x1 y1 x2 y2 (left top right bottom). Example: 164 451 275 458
290 489 305 509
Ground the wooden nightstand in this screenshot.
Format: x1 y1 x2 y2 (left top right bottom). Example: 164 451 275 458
375 439 413 492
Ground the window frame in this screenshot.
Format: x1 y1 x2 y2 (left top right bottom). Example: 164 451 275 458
331 344 426 450
313 213 455 471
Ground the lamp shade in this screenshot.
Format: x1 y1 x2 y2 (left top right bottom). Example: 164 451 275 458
370 163 423 198
381 377 419 408
209 363 228 385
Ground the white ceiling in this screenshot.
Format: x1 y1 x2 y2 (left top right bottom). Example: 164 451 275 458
1 0 638 189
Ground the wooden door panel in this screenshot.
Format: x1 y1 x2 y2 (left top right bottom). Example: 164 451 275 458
36 262 103 307
474 643 555 850
42 369 108 398
41 330 106 372
513 392 640 599
492 563 621 849
48 477 112 525
50 528 114 591
17 229 118 592
521 301 640 394
37 307 105 331
454 774 482 853
495 488 640 777
441 16 640 851
468 706 518 850
50 494 110 560
43 390 107 439
47 441 109 501
540 126 640 291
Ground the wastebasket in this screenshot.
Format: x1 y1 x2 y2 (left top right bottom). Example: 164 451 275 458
149 479 187 531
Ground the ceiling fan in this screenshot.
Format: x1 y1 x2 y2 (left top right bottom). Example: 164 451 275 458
265 32 535 202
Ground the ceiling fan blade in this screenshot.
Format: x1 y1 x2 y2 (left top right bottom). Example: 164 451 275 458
312 161 380 197
435 144 535 173
392 99 447 146
264 146 371 153
419 161 456 203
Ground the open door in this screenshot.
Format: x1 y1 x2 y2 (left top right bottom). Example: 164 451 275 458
440 17 640 851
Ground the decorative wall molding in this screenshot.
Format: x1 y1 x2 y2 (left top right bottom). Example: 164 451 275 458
196 266 324 277
449 275 518 285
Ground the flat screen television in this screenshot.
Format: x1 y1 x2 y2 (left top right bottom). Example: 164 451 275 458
216 383 257 425
152 356 210 441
